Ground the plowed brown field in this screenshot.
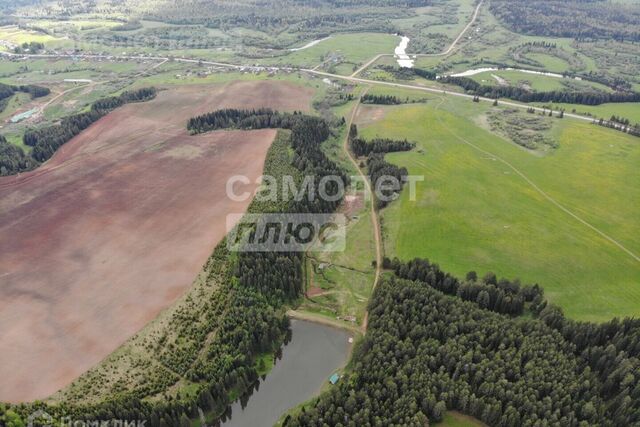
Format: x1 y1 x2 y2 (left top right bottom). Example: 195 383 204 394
0 80 313 402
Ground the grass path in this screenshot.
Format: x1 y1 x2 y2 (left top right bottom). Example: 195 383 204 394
340 87 383 332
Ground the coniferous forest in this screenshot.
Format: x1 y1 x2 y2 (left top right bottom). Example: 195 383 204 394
286 271 640 426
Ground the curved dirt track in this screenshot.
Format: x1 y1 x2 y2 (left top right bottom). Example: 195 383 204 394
0 80 313 402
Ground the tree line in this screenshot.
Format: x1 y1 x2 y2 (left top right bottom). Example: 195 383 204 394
348 124 411 209
385 257 542 316
0 135 38 176
21 87 157 164
0 82 50 113
381 66 638 106
439 75 640 106
361 94 402 105
349 127 414 157
594 117 640 137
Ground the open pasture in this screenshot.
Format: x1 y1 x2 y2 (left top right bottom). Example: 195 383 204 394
356 100 640 321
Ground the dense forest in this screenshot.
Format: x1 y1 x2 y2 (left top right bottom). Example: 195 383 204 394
286 269 640 426
489 0 640 42
0 135 38 176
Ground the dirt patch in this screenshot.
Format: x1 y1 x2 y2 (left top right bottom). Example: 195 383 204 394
354 105 389 125
339 192 365 218
0 80 313 402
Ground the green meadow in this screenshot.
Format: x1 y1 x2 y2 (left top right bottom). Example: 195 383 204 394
358 100 640 321
264 32 399 72
468 70 613 93
534 101 640 124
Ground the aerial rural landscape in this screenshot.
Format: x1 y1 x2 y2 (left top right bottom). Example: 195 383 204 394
0 0 638 425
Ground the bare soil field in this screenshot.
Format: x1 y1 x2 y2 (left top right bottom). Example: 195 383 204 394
0 80 313 402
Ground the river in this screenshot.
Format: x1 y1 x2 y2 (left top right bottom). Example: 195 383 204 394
448 67 583 81
394 35 414 68
288 37 331 51
219 319 353 427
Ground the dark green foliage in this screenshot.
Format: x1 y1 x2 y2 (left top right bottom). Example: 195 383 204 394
187 108 301 134
350 137 414 157
385 257 538 315
189 108 347 299
0 135 38 176
13 41 44 54
26 110 104 162
287 276 640 426
361 94 402 105
441 75 640 106
347 123 411 209
366 153 408 209
0 82 50 102
22 87 157 164
90 87 157 112
490 0 640 42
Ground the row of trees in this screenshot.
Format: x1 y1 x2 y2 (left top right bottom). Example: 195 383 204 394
348 124 411 208
0 135 38 176
361 94 402 105
22 87 157 163
349 135 414 157
594 117 640 137
385 257 542 316
0 82 50 111
348 123 413 154
440 75 640 106
366 153 408 209
489 0 640 42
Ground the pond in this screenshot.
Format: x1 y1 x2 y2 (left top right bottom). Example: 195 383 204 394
219 319 353 427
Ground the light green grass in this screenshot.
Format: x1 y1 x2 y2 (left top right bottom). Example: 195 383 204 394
263 33 399 72
438 411 486 427
360 101 640 321
469 70 612 93
301 192 377 325
534 102 640 124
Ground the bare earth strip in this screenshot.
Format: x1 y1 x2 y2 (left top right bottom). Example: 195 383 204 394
0 81 313 402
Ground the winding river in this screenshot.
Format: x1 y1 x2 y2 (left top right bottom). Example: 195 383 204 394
448 67 583 81
394 36 414 68
219 319 352 427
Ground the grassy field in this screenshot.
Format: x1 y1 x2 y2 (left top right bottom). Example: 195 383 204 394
358 99 640 322
262 33 399 72
533 101 640 124
468 70 613 93
439 411 486 427
299 189 377 327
